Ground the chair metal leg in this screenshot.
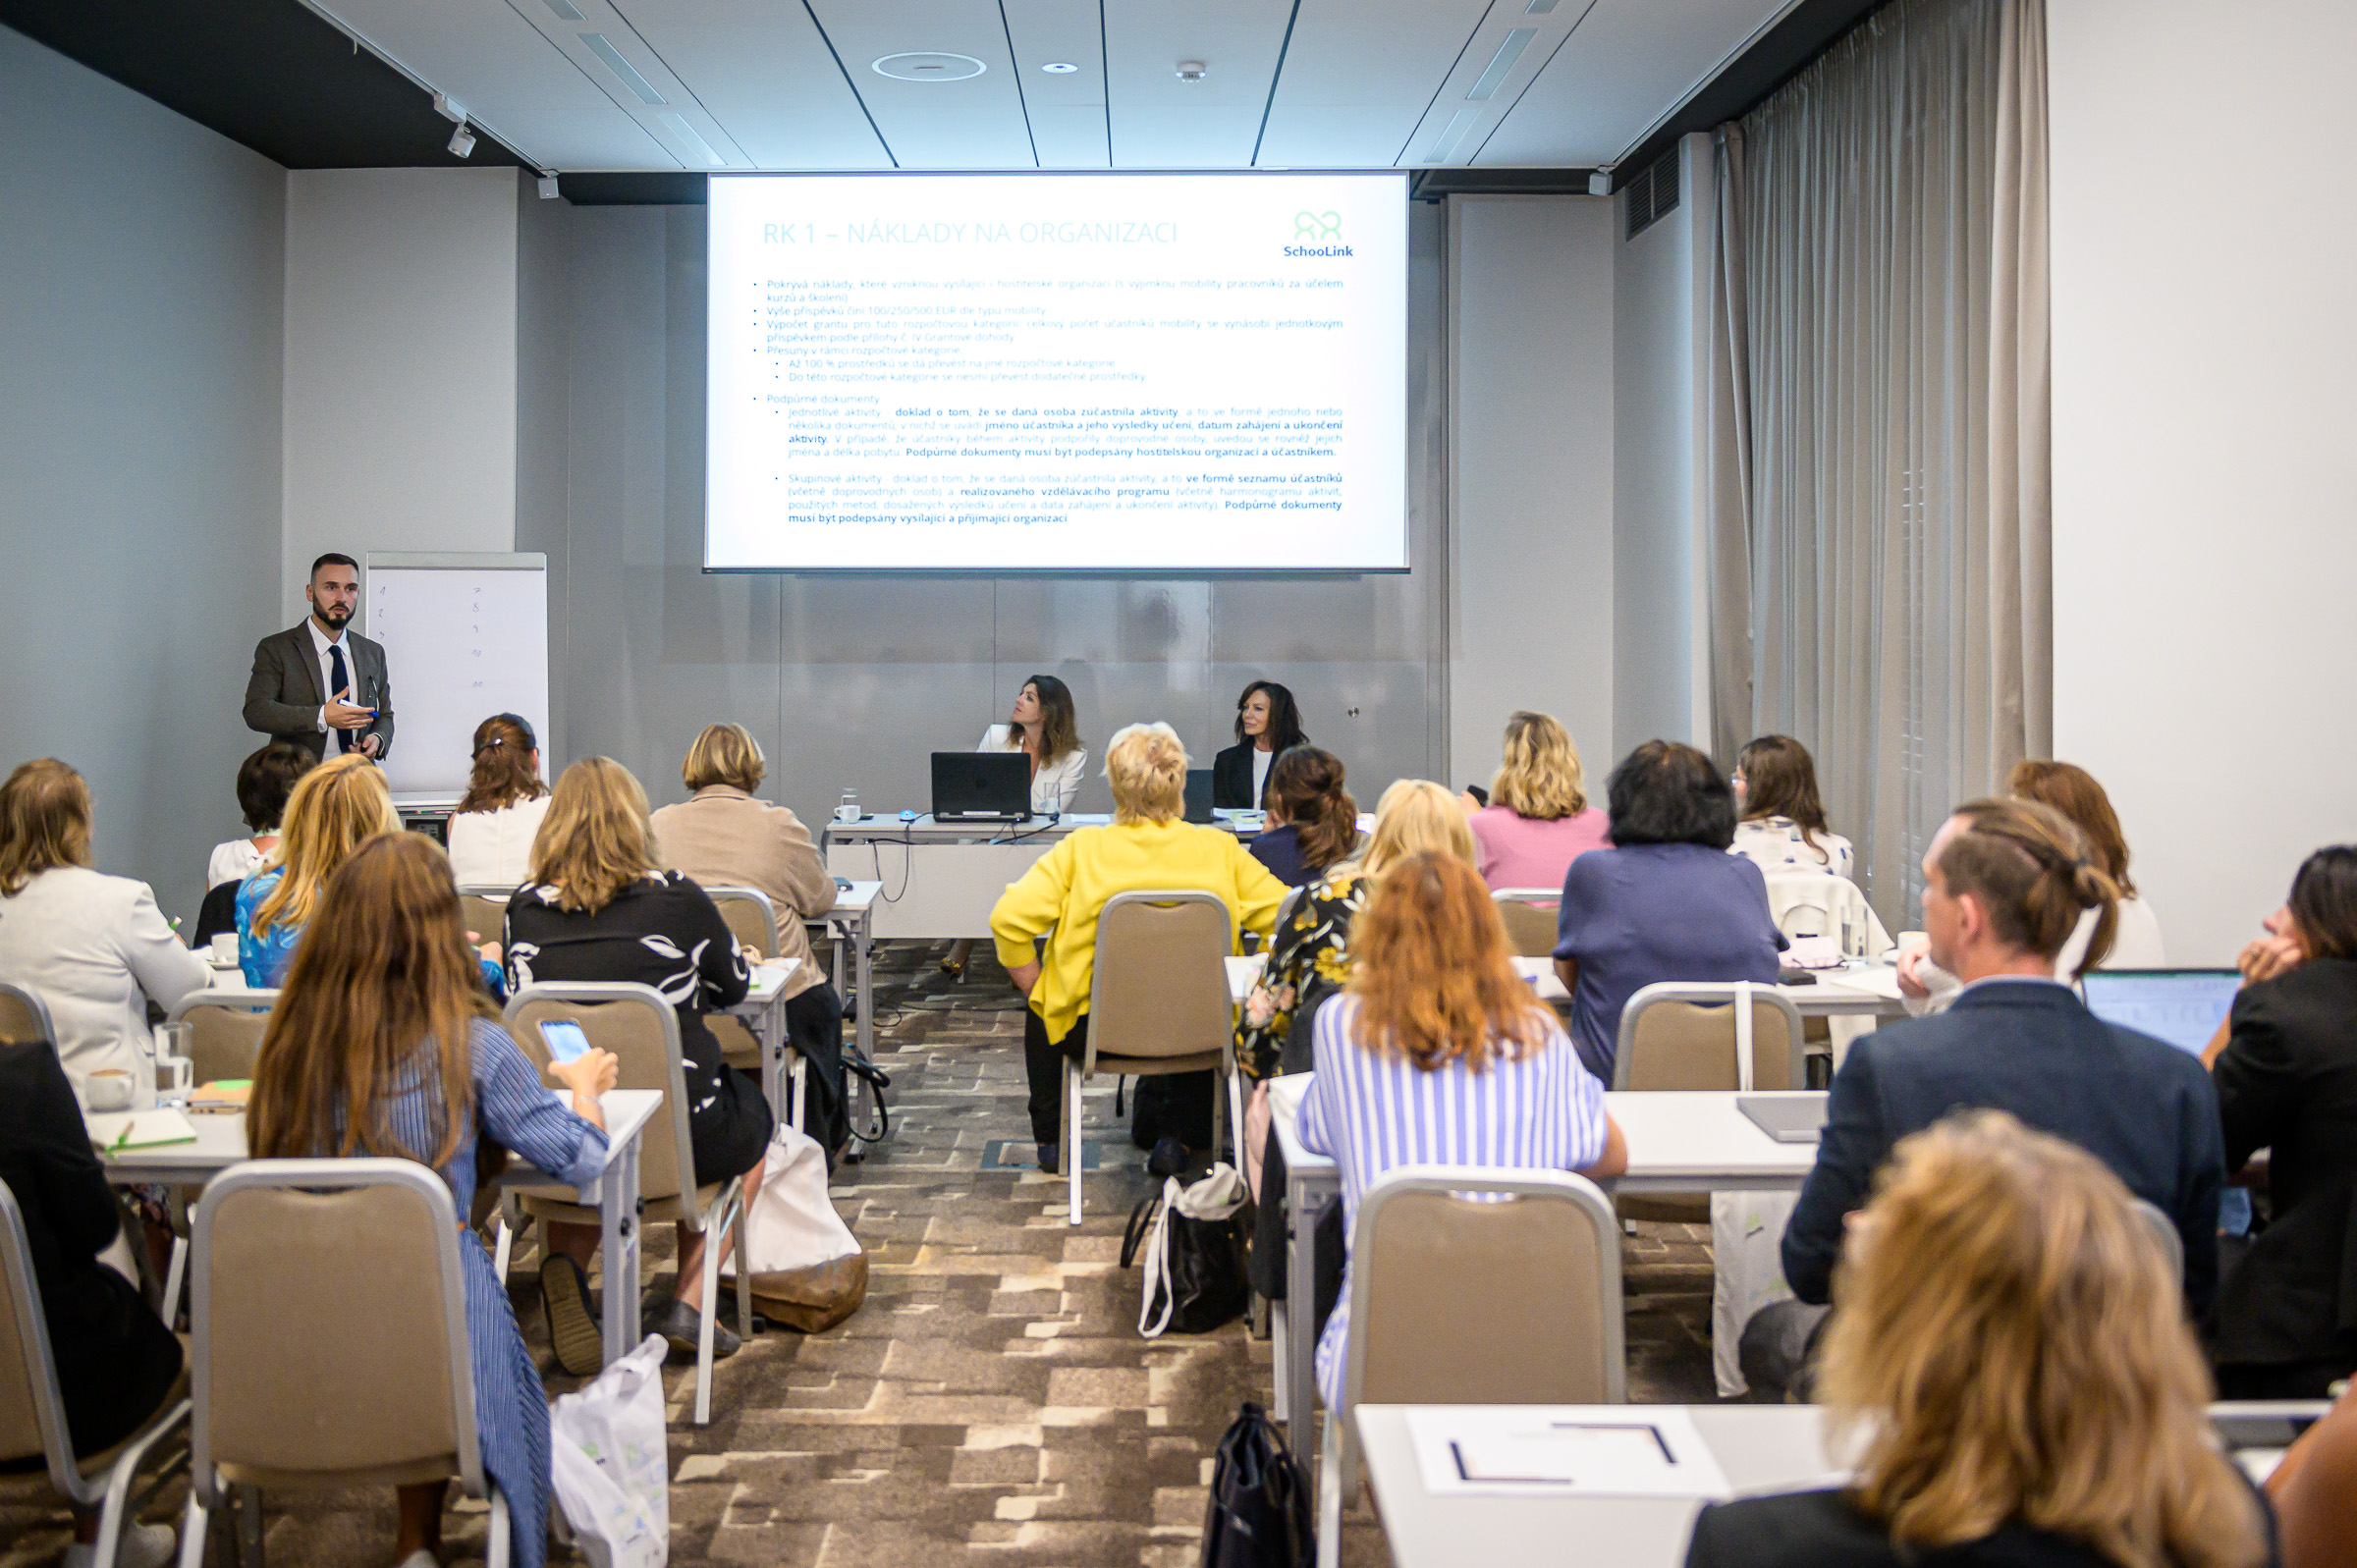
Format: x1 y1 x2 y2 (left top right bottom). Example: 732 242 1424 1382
87 1398 189 1568
693 1183 740 1427
162 1236 188 1330
485 1485 513 1568
1226 1069 1247 1169
1315 1413 1343 1568
491 1210 516 1282
236 1484 263 1568
791 1055 807 1133
1065 1059 1083 1226
175 1493 208 1568
735 1188 756 1340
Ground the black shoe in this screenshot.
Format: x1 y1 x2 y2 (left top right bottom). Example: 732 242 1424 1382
1148 1135 1188 1179
1036 1142 1061 1176
539 1254 605 1379
648 1295 740 1364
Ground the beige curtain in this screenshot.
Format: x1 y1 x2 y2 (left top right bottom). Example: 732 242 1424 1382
1705 0 2052 925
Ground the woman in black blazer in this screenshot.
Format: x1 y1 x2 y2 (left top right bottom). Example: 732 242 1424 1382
1210 680 1307 810
0 1043 185 1560
2207 845 2357 1398
1687 1112 2273 1568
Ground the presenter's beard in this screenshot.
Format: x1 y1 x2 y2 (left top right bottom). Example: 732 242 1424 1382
315 603 352 629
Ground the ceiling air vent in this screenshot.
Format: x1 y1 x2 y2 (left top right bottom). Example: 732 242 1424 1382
1624 146 1680 240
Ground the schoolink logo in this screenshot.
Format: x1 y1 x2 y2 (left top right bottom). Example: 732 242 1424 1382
1286 210 1351 258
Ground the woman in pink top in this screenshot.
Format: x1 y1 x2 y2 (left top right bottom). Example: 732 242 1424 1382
1464 711 1613 891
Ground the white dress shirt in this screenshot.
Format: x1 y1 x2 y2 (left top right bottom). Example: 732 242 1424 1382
308 618 360 736
205 837 271 891
978 725 1089 815
0 866 211 1099
1251 747 1273 809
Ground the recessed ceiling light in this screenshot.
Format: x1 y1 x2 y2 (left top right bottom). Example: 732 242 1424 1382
873 52 987 81
1176 60 1207 81
1041 61 1079 74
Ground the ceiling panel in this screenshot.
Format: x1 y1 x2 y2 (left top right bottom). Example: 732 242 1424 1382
1002 0 1107 168
802 0 1034 169
1103 0 1292 170
1392 0 1597 169
606 0 890 169
1255 0 1492 170
311 0 674 169
1477 0 1796 167
502 0 753 170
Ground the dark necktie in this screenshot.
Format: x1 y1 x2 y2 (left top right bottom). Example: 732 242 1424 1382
329 641 355 754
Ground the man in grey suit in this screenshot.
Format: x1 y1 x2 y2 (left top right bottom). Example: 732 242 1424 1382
243 553 395 761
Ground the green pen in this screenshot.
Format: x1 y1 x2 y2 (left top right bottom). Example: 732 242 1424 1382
110 1121 133 1153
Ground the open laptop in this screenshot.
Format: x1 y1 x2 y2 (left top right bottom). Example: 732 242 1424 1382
1183 768 1217 824
1738 1094 1830 1143
931 751 1031 823
2080 968 2242 1057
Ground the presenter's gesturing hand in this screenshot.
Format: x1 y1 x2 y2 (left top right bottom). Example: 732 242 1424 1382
325 688 381 757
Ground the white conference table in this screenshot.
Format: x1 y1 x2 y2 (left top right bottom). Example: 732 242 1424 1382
726 957 803 1127
1226 954 1908 1019
823 809 1302 940
1355 1401 2318 1568
89 1089 664 1368
1267 1083 1823 1457
806 881 883 1143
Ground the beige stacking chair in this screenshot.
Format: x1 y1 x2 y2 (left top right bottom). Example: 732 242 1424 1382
179 1159 510 1568
1 1177 192 1568
502 982 751 1426
0 983 55 1049
1314 1165 1624 1568
1612 982 1806 1221
456 886 517 951
1489 889 1562 959
1065 891 1240 1226
164 990 277 1087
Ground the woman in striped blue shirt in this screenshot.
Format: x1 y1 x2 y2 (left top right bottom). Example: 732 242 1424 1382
250 833 617 1568
1296 849 1626 1410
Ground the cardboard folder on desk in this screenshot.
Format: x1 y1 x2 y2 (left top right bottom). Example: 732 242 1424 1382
1408 1408 1734 1498
86 1108 199 1153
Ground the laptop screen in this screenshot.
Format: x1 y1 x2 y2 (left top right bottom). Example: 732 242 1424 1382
2080 970 2240 1057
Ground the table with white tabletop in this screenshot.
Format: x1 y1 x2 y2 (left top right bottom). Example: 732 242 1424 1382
1356 1399 2321 1568
1358 1404 1838 1568
726 957 804 1128
1229 955 1906 1020
89 1088 664 1368
808 881 882 1141
1265 1081 1823 1457
1229 953 1568 1005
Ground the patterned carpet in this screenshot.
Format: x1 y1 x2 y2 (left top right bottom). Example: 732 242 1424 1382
0 942 1720 1568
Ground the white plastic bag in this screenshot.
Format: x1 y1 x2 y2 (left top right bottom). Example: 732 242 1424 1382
719 1120 858 1276
1136 1162 1249 1338
1711 1191 1798 1397
550 1333 671 1568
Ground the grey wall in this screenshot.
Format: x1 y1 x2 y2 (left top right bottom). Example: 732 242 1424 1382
0 27 285 925
1612 134 1712 756
1446 195 1618 791
549 200 1453 827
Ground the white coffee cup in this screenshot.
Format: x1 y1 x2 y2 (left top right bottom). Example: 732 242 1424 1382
834 802 859 823
210 933 240 965
83 1068 136 1112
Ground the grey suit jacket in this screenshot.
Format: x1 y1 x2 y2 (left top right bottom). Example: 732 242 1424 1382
243 622 395 761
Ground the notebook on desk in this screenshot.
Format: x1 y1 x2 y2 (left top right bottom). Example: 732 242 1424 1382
86 1109 199 1153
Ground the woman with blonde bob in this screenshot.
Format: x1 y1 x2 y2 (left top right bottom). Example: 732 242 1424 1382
235 752 402 987
991 723 1289 1172
1464 710 1612 892
1687 1109 2272 1568
1295 851 1625 1408
652 723 847 1149
503 758 767 1374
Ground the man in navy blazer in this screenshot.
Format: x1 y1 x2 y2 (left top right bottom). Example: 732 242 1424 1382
1781 799 2225 1318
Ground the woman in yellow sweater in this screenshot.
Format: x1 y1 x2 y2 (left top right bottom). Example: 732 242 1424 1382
992 722 1289 1173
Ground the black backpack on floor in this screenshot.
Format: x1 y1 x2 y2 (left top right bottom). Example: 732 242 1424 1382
1202 1401 1314 1568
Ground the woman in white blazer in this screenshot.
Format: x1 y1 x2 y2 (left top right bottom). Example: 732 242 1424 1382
976 674 1088 816
0 760 209 1100
944 676 1089 977
445 713 551 892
